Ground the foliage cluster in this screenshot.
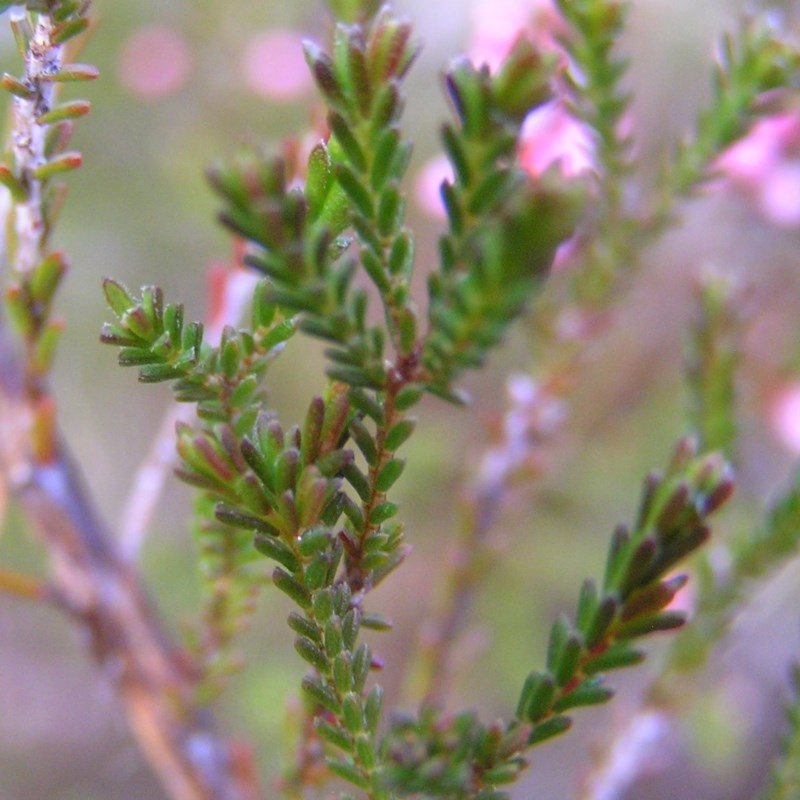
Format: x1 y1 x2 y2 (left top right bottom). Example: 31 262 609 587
1 1 800 799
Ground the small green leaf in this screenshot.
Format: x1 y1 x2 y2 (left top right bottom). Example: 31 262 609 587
394 384 423 411
341 607 361 650
255 534 301 572
364 685 384 733
351 642 371 693
554 635 583 687
287 611 321 643
375 457 405 492
51 16 89 45
272 567 312 609
30 252 67 304
39 63 99 82
616 610 686 640
334 163 374 218
621 574 688 621
329 111 368 173
360 248 391 293
441 123 470 186
216 505 278 535
32 151 82 180
304 552 332 591
312 588 335 623
527 716 572 746
342 691 364 734
388 230 414 277
552 678 615 713
342 494 365 528
350 417 378 464
302 674 341 713
354 732 376 770
316 717 353 752
584 594 619 648
306 142 331 220
333 651 353 694
491 36 552 122
343 462 371 503
295 635 329 671
275 448 300 493
583 642 645 675
1 72 34 99
0 163 27 201
346 34 372 116
138 363 184 382
324 618 344 659
377 198 404 251
575 579 599 634
368 500 397 525
327 757 369 790
298 525 331 557
517 671 555 723
36 99 91 125
367 11 417 83
370 127 400 191
31 319 63 374
304 40 347 107
361 611 392 630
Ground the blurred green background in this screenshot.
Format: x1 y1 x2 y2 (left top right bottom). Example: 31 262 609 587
2 0 800 798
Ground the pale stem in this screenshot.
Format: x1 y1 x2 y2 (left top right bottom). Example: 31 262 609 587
406 372 567 706
11 10 59 275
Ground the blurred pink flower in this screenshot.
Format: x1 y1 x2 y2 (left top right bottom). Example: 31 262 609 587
241 29 313 100
468 0 566 70
716 113 800 227
414 103 593 220
758 161 800 227
519 101 595 178
117 26 191 100
769 381 800 454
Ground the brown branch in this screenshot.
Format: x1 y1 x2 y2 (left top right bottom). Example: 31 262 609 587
0 327 260 800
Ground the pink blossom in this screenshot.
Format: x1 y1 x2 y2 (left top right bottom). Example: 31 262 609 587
414 103 593 221
468 0 566 70
716 112 800 228
519 101 595 178
117 26 191 100
758 161 800 227
241 29 313 100
769 381 800 454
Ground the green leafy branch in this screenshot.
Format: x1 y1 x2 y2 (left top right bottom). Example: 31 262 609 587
685 270 744 458
664 275 797 674
537 4 799 308
423 38 583 399
1 0 95 403
380 438 732 798
101 278 299 692
658 15 800 214
303 7 420 358
97 3 760 798
555 0 633 210
669 462 800 675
